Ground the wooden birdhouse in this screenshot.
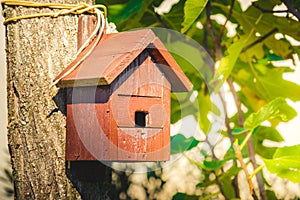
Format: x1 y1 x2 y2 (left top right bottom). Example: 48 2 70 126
54 29 193 161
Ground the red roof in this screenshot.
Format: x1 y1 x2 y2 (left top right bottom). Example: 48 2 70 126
54 29 193 92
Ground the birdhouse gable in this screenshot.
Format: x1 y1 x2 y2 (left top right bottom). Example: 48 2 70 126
54 29 193 92
109 51 171 129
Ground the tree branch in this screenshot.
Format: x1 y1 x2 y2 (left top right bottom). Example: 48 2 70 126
218 0 235 45
252 2 288 14
155 12 170 29
205 1 217 43
203 27 214 58
218 91 241 198
204 138 229 199
205 1 222 60
206 3 265 198
226 79 267 200
281 0 300 21
242 28 278 53
218 92 234 142
233 142 253 194
226 79 243 127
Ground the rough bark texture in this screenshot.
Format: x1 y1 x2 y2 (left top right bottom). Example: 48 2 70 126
4 0 113 199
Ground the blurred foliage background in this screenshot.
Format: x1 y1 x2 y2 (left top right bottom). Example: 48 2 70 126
99 0 300 199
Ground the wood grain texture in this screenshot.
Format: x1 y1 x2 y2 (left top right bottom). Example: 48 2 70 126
77 16 96 50
66 87 111 160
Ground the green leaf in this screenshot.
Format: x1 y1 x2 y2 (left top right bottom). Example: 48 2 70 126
253 126 284 142
99 0 130 5
196 178 216 188
171 134 200 154
108 0 143 24
170 92 198 124
256 67 300 102
253 126 284 159
219 164 242 181
232 60 300 110
214 164 241 199
181 0 208 33
159 32 214 86
161 0 185 31
263 145 300 183
266 190 278 200
232 128 248 135
274 144 300 157
108 1 162 31
220 177 236 199
171 93 183 124
173 192 199 200
197 91 212 134
210 37 246 92
267 52 284 61
244 98 293 130
203 158 230 170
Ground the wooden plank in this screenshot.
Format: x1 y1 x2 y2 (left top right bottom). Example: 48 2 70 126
108 99 118 159
117 128 169 161
77 16 96 50
162 80 171 160
111 95 163 128
66 102 111 160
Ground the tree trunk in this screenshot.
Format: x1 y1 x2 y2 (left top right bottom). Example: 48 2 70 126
4 1 113 199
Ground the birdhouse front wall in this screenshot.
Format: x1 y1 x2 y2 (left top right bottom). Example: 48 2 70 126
109 53 171 161
65 51 172 161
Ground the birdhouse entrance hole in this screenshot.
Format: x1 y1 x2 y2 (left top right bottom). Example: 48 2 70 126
135 111 148 127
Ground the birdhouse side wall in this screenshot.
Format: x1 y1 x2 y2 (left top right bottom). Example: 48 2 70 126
66 86 112 160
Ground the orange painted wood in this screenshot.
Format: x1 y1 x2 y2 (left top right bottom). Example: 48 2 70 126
112 56 164 97
77 16 96 50
65 60 172 161
66 104 110 160
112 95 163 128
66 87 111 160
117 128 165 161
61 28 191 161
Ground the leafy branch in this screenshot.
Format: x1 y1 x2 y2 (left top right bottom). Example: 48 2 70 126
252 2 288 14
217 0 235 46
281 0 300 20
252 0 300 21
242 28 278 53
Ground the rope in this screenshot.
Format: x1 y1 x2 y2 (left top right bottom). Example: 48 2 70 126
52 7 105 86
1 0 107 24
1 0 108 86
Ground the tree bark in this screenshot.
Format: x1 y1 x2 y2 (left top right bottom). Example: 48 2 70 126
4 0 113 199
